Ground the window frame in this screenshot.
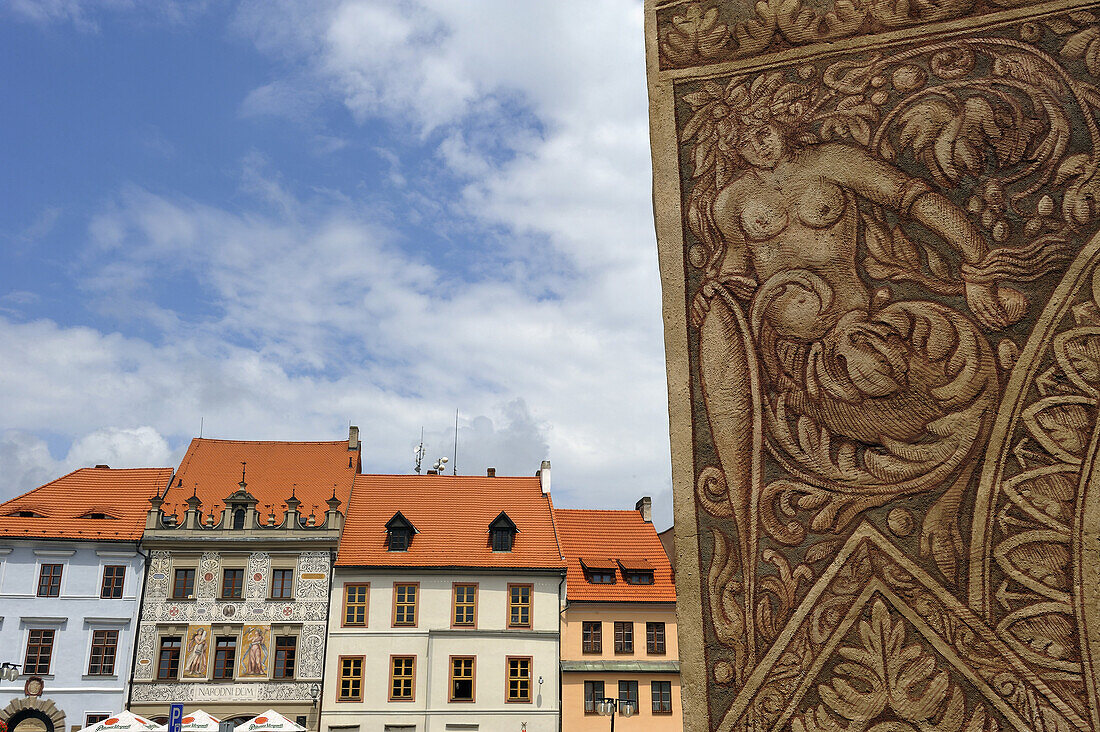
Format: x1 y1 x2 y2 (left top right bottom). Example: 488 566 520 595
584 680 605 714
505 656 533 703
85 715 111 728
451 583 478 629
618 680 639 715
36 563 63 597
342 582 370 627
220 568 244 600
614 621 634 654
24 628 55 675
388 655 416 702
272 635 297 680
87 629 119 676
171 567 196 600
212 635 237 680
100 565 126 599
582 621 603 654
651 679 673 714
646 621 667 655
336 655 364 702
448 655 476 703
507 583 533 629
156 635 181 680
392 582 419 627
270 567 294 600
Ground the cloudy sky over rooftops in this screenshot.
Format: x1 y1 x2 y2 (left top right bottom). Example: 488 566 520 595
0 1 672 527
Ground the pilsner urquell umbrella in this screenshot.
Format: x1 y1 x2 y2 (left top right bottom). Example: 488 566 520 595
179 711 221 732
76 712 164 732
233 711 304 732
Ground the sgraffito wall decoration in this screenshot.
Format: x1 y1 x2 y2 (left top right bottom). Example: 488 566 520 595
644 1 1100 729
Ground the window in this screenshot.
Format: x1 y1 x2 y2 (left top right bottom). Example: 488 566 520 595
88 629 118 675
508 584 532 628
488 511 517 552
273 636 296 679
491 528 513 551
212 636 237 679
390 656 415 700
100 565 125 598
581 558 617 584
156 637 181 679
221 568 243 599
389 529 410 551
85 715 111 728
582 621 602 653
452 584 477 627
271 568 293 599
24 629 54 674
232 508 246 529
586 569 615 583
647 622 667 654
37 564 62 597
625 571 654 584
652 680 673 713
450 656 475 702
618 680 639 715
338 656 364 701
614 621 634 653
506 657 532 702
584 680 605 713
343 583 369 627
172 568 195 599
393 583 418 626
386 512 416 551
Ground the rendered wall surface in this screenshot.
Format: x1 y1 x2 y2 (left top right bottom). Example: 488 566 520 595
645 1 1100 729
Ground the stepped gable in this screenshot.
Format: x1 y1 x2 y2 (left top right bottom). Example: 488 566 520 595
554 508 676 602
338 473 565 569
163 438 357 521
0 467 174 540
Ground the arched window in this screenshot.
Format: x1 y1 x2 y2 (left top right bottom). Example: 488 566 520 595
232 508 246 529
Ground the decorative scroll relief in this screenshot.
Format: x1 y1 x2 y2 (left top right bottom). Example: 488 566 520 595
130 682 314 704
246 552 270 600
133 625 159 681
197 553 219 599
142 600 326 623
146 552 171 599
296 624 325 679
294 552 330 600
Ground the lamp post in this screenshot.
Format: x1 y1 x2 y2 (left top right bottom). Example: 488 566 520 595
595 696 636 731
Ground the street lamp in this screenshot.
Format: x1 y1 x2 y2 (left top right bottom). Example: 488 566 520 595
0 664 20 682
596 696 636 731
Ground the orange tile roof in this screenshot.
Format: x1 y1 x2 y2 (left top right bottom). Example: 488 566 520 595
554 509 676 602
162 438 357 522
338 474 565 569
0 467 174 541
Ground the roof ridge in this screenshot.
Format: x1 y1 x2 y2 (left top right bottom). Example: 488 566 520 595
189 438 347 445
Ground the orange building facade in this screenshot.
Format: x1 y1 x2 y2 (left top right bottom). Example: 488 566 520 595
555 501 681 731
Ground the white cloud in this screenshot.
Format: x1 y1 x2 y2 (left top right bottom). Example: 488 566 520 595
66 426 174 470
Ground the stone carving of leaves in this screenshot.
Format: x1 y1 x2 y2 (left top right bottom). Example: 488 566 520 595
1062 26 1100 77
659 2 735 67
1021 395 1096 464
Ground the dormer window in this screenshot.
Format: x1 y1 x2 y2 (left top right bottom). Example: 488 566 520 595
7 510 45 518
232 508 246 529
78 511 115 520
580 558 617 584
386 512 417 551
619 559 655 585
488 511 518 552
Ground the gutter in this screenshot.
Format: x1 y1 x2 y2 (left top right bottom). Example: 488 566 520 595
126 538 150 711
315 547 336 732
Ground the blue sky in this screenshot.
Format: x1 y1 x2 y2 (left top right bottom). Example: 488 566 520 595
0 1 672 526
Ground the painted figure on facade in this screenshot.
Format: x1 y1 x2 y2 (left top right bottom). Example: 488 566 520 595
242 626 268 677
183 627 209 678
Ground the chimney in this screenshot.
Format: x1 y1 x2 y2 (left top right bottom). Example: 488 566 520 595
636 496 652 523
348 425 360 451
486 467 496 477
427 469 438 476
95 464 110 469
538 460 551 494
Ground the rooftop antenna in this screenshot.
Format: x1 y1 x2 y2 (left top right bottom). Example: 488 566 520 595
199 416 204 438
452 408 459 476
414 428 425 474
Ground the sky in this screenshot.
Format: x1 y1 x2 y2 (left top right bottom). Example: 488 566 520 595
0 1 673 527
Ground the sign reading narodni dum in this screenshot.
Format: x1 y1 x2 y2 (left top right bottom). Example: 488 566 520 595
645 1 1100 730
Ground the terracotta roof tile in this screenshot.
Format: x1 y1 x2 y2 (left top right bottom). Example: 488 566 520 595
338 474 565 569
554 509 676 602
162 438 357 522
0 467 174 541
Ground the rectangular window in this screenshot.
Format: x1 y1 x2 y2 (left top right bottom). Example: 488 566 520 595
24 629 54 674
584 680 605 713
647 622 667 654
88 629 118 675
221 568 243 599
212 636 237 680
156 636 181 680
273 636 296 679
85 715 111 728
270 568 294 599
508 584 532 628
582 621 602 653
100 565 125 599
343 583 369 627
449 656 475 702
614 621 634 653
393 583 418 627
452 584 477 627
37 564 62 597
389 656 415 700
171 568 195 599
338 656 364 701
652 680 673 713
506 657 532 702
618 680 639 715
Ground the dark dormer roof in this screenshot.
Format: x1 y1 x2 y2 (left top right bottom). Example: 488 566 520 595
488 511 518 533
386 511 418 534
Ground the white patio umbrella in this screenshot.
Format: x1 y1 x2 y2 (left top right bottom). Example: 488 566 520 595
180 711 221 732
76 712 164 732
233 711 304 732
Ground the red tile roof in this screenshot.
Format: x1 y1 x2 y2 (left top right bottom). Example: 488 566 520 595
554 509 676 602
0 467 174 541
338 474 565 569
162 439 357 522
